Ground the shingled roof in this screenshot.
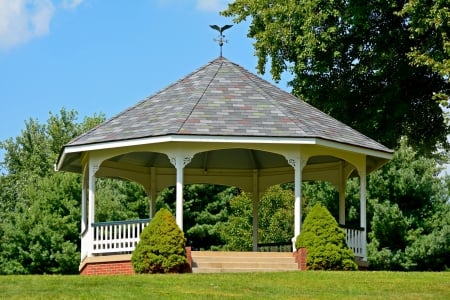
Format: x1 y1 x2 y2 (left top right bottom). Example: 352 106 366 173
65 57 391 153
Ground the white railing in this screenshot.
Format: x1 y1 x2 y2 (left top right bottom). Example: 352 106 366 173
92 219 150 254
344 227 364 257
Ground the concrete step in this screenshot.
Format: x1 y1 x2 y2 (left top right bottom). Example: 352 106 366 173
191 251 299 273
193 267 298 273
192 254 294 263
192 251 294 257
193 261 299 269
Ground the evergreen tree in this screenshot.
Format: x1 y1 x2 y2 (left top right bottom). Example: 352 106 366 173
296 204 357 270
0 109 95 274
367 139 450 270
131 208 189 274
0 108 147 274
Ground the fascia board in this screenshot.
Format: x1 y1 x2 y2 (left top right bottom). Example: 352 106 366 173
57 135 393 171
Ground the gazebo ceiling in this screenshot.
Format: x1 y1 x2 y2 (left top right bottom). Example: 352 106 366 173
106 149 355 171
108 149 290 170
57 57 393 174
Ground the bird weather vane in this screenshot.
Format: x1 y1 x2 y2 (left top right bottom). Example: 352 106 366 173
210 24 233 57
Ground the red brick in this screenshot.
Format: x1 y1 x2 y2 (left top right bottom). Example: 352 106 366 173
293 248 308 271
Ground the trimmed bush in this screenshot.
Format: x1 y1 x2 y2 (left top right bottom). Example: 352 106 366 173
131 208 189 273
295 204 357 270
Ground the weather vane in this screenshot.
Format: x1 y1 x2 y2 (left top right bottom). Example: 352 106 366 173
210 24 233 57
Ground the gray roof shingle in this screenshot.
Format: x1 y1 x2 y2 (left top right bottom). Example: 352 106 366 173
66 57 391 153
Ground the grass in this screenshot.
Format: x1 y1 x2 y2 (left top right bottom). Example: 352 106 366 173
0 271 449 299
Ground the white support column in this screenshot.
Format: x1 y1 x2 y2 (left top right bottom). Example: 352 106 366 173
87 158 100 257
80 165 88 260
149 167 157 219
176 163 184 230
338 162 346 225
169 154 193 231
252 169 259 252
339 191 346 225
358 164 367 261
81 165 88 234
286 154 307 251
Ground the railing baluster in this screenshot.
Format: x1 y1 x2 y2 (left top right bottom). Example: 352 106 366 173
343 227 364 257
99 225 103 250
113 224 117 250
91 219 149 255
118 223 122 250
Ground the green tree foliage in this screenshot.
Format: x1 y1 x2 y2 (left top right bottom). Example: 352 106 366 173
404 203 450 271
222 0 450 155
0 109 156 274
0 109 101 274
302 181 338 219
367 200 410 270
217 185 295 250
131 208 189 274
367 139 450 270
95 178 149 222
1 109 102 177
0 172 81 274
0 108 148 274
259 185 294 243
296 204 357 270
217 191 253 251
398 0 450 80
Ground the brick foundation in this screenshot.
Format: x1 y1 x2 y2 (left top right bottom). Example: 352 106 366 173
292 248 370 271
79 255 134 275
186 246 192 268
293 248 308 271
80 260 134 275
80 247 193 275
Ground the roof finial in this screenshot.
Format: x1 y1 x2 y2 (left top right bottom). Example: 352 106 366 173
210 24 233 57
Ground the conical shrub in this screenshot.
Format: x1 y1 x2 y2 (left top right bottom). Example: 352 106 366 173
296 204 357 270
131 208 189 273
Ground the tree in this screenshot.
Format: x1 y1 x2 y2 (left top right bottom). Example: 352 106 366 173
95 178 149 222
222 0 450 155
0 172 81 274
367 200 410 270
0 108 153 274
296 204 357 270
398 0 450 80
0 109 100 274
131 208 189 274
259 185 294 244
1 109 103 177
217 185 295 250
217 191 253 251
368 138 446 228
366 139 450 270
404 202 450 271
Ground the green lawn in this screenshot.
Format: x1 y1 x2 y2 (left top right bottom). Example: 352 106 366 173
1 271 449 299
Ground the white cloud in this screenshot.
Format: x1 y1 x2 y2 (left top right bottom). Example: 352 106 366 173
196 0 229 12
0 0 55 51
61 0 83 10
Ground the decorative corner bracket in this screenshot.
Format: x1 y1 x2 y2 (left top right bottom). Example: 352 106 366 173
168 152 195 169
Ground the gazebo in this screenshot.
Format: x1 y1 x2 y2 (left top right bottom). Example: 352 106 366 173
56 57 393 273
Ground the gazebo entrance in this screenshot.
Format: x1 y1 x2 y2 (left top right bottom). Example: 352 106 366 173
56 57 392 274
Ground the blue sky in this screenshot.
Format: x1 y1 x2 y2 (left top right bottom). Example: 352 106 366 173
0 0 291 161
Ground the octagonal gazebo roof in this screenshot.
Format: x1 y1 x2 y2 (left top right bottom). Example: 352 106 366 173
57 57 392 174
